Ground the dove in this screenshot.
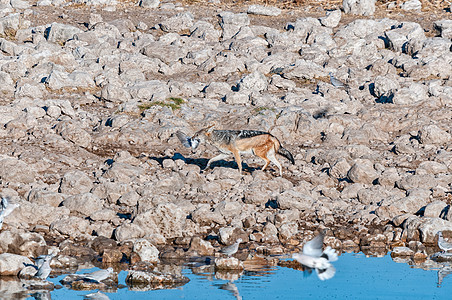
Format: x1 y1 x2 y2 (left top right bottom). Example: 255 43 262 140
35 254 55 280
328 72 346 88
34 253 57 270
176 130 200 149
80 267 114 283
292 230 338 281
219 238 243 257
437 231 452 253
0 197 19 230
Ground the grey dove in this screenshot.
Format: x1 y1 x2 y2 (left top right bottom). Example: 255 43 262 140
437 231 452 252
220 238 242 257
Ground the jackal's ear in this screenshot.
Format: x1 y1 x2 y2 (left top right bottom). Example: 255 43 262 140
206 122 216 133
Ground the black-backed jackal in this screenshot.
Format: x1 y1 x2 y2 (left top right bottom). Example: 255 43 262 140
176 124 295 176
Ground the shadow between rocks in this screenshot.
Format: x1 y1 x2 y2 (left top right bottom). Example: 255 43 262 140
148 153 258 173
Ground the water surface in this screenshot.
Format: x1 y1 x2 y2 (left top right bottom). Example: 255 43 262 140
39 252 452 299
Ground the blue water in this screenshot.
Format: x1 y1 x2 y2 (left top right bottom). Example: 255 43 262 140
38 253 452 299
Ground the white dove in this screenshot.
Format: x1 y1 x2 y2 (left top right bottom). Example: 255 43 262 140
292 230 338 281
176 130 200 150
0 197 19 230
79 267 114 283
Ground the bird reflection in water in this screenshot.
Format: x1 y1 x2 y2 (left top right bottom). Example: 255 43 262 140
219 281 242 300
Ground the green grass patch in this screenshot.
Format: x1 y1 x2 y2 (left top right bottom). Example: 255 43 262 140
253 106 277 115
138 97 185 111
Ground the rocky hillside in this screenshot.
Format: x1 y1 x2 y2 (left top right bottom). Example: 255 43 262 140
0 0 451 264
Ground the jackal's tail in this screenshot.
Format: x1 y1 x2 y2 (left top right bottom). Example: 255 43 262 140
277 146 295 164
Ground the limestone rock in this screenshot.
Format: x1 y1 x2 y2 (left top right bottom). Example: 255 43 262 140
391 246 414 257
133 239 159 263
347 159 378 184
247 5 281 16
46 22 82 44
342 0 376 16
418 218 452 243
160 12 194 33
188 237 214 256
50 216 91 238
59 170 93 195
54 120 92 148
423 201 448 218
319 10 341 28
214 257 244 270
400 0 422 11
62 193 104 216
0 157 36 184
0 231 47 257
418 125 451 145
139 0 159 8
0 253 33 276
126 270 189 288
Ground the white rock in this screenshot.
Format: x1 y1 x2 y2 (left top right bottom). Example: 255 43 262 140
0 253 33 276
400 0 422 10
423 201 448 218
133 239 159 263
24 107 46 119
238 71 268 92
62 193 104 216
0 71 14 94
0 157 36 184
342 0 376 16
37 0 52 6
46 22 82 44
418 218 452 243
434 20 452 39
224 92 249 105
50 216 91 238
373 75 399 102
416 161 448 175
160 12 194 33
214 257 244 270
347 159 378 184
140 0 159 8
247 5 281 16
59 170 93 195
10 0 30 9
391 246 414 257
418 125 451 145
393 83 428 105
319 10 341 28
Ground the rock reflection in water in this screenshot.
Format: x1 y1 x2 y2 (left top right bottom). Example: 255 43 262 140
2 252 452 298
30 290 51 300
0 276 52 300
125 263 190 291
392 250 452 287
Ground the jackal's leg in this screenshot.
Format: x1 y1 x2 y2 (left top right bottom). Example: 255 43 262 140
254 147 270 171
206 153 230 170
256 153 270 171
261 159 270 171
231 150 242 174
268 152 282 176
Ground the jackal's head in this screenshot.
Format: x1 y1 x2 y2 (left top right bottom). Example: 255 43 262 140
191 123 216 149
